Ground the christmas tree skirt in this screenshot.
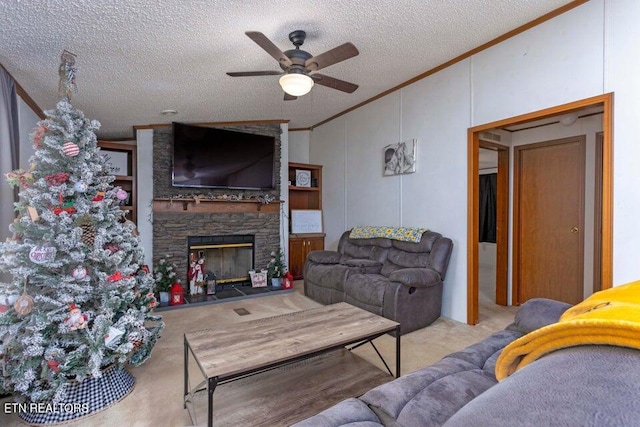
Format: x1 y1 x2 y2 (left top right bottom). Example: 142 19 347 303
18 365 135 425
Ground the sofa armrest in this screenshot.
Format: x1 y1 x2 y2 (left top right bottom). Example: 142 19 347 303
306 250 342 264
388 268 441 288
509 298 573 334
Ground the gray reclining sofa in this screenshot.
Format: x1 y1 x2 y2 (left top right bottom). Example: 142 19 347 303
303 229 453 334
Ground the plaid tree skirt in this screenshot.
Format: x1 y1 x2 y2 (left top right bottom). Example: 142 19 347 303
18 365 135 425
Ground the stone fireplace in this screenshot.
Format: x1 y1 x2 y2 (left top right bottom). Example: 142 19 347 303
151 124 283 290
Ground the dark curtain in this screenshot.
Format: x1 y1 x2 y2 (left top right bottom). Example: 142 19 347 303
479 173 497 243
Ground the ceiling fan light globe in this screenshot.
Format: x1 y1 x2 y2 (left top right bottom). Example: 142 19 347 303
279 74 314 96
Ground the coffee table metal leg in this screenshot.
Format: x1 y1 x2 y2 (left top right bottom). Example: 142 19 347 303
184 335 188 409
208 376 218 427
395 325 401 378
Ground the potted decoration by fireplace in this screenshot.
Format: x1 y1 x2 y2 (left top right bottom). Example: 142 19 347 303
154 255 177 304
267 249 286 288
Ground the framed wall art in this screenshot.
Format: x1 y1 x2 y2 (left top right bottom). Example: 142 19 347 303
291 209 323 233
383 139 417 176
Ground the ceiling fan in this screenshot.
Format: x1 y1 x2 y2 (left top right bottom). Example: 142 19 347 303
226 30 359 100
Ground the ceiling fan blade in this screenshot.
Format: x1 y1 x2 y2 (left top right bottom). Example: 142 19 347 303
226 71 284 77
305 43 359 71
284 93 298 101
245 31 293 67
312 73 359 93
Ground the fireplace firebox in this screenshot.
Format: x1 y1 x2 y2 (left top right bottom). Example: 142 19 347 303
187 235 255 294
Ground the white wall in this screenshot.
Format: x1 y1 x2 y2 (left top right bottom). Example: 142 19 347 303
136 129 154 266
0 95 39 243
17 97 38 166
288 130 310 164
606 0 640 285
309 0 639 322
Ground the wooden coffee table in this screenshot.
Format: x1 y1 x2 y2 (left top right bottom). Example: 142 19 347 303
184 302 400 426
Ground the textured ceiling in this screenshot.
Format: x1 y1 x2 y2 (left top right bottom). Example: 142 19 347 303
0 0 574 138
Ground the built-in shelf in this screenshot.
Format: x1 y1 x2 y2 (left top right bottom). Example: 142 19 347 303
98 140 137 224
288 162 324 279
153 198 281 214
289 186 320 192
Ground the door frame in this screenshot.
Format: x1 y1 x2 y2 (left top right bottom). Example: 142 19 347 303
467 93 613 325
478 141 509 306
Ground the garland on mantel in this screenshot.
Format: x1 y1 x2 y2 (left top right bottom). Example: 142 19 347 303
160 193 277 204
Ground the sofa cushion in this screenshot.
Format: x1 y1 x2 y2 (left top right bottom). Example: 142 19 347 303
388 268 441 287
381 248 429 277
444 329 524 371
360 328 522 425
344 274 389 308
342 259 384 274
342 259 383 269
339 232 392 260
305 263 352 292
443 346 640 427
391 231 441 252
510 297 572 334
394 369 497 427
291 397 384 427
307 250 343 264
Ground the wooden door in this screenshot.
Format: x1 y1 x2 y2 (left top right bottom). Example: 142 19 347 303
514 136 585 305
289 237 307 279
289 235 325 279
307 236 325 253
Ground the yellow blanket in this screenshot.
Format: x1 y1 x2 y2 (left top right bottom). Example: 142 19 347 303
495 280 640 381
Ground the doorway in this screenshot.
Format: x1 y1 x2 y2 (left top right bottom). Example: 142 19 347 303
467 93 613 325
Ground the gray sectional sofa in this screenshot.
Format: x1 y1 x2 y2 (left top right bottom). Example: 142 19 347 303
304 230 453 334
293 298 640 426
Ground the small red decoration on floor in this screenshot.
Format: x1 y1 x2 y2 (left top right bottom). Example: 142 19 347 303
282 270 293 289
170 282 184 305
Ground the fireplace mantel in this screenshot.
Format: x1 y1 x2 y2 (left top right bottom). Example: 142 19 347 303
153 198 281 214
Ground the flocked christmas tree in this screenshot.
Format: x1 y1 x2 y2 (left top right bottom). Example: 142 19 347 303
0 51 163 404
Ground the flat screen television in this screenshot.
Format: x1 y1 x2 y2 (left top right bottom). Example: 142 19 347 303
172 122 276 190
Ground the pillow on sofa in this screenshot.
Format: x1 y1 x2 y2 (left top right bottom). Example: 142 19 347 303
510 298 572 334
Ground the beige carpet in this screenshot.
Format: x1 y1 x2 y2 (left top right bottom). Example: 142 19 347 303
0 281 516 426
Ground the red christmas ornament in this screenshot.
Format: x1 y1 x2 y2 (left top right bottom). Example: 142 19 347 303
107 271 124 283
105 244 120 255
170 282 185 306
62 142 80 156
33 125 47 148
92 191 105 202
47 360 61 373
45 172 70 186
146 292 157 309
